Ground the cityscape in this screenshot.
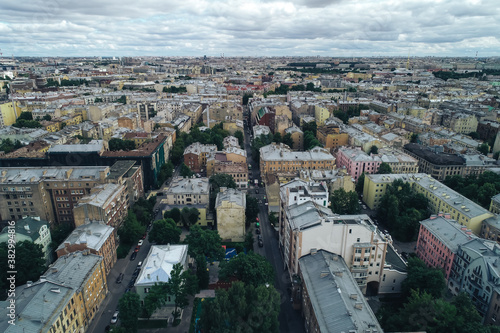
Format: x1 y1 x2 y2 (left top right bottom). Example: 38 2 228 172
2 2 500 332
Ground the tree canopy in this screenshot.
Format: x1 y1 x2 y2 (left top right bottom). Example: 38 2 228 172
200 281 280 333
219 252 275 287
377 179 429 241
180 207 200 229
330 188 360 215
245 195 259 224
118 211 146 245
377 162 392 174
148 218 181 245
109 138 136 151
164 207 181 223
184 225 225 261
401 257 446 300
443 171 500 208
118 292 141 333
0 138 24 154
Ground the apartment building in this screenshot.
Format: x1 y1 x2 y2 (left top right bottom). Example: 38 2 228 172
0 216 52 264
335 147 382 181
208 160 248 188
215 188 246 242
448 238 500 325
73 183 129 229
284 125 304 150
106 160 144 205
449 113 479 134
0 251 107 333
298 251 383 333
363 173 494 235
280 200 397 294
135 244 189 301
161 177 209 206
0 166 110 226
259 143 336 179
183 142 218 173
416 215 476 281
56 221 117 275
316 124 349 150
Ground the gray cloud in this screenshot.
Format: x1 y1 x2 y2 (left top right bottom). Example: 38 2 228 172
0 0 498 56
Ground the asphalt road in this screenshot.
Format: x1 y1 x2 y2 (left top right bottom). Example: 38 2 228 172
244 117 306 333
87 233 153 333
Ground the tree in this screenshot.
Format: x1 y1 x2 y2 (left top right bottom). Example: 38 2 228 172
246 195 259 224
330 188 360 214
356 172 366 194
116 95 127 104
302 121 317 136
180 207 200 229
18 111 33 120
273 132 282 143
219 252 274 287
234 130 244 147
185 225 225 260
401 257 446 300
118 292 141 333
109 138 136 151
0 241 45 292
468 132 480 139
244 231 254 252
268 212 278 228
118 211 146 245
195 254 210 290
12 119 42 128
410 133 419 143
377 162 392 174
180 163 193 178
282 132 294 148
370 145 379 154
200 281 280 333
166 263 198 317
303 131 321 150
148 218 181 244
0 138 24 154
42 114 52 121
157 161 174 186
478 142 489 155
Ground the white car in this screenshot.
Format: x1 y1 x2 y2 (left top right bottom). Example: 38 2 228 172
111 311 119 324
138 240 143 246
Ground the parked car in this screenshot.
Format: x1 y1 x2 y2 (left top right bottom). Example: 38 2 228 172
138 240 143 246
255 189 259 194
256 228 261 234
142 233 147 240
258 235 263 241
258 240 264 247
111 311 119 324
124 288 131 293
130 252 137 261
137 261 143 268
115 273 124 284
134 246 140 253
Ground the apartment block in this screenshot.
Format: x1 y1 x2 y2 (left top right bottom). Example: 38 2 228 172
335 147 381 181
298 251 383 333
73 183 129 229
161 177 209 206
106 160 144 205
215 188 246 242
56 221 117 275
363 173 494 235
183 142 217 173
316 124 349 150
259 143 336 179
416 215 476 280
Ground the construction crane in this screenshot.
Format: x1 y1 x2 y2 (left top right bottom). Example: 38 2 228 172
406 51 410 70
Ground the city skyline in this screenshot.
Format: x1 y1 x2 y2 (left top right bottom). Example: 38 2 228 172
1 0 499 58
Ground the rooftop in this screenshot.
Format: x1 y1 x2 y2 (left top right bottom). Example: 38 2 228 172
299 250 383 333
166 177 209 195
56 222 114 252
215 188 246 208
135 244 188 286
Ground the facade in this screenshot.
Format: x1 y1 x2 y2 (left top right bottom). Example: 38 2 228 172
480 216 500 244
416 215 476 281
208 159 248 188
135 244 189 302
363 173 494 235
56 221 117 275
183 142 218 173
161 177 209 206
0 216 52 264
106 160 145 205
298 250 383 333
335 147 381 181
490 194 500 215
73 183 129 229
316 124 349 150
259 143 336 179
284 125 304 151
215 188 246 242
0 166 110 226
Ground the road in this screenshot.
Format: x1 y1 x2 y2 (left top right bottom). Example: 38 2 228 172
87 231 153 333
244 113 306 333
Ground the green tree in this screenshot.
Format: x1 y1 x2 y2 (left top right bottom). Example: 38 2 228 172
401 257 446 300
0 241 45 292
185 225 225 260
468 132 480 139
219 252 274 287
356 172 366 194
118 292 141 333
116 95 127 104
18 111 33 120
273 132 282 143
246 195 259 224
180 207 200 229
377 162 392 174
200 281 280 333
180 163 193 178
166 263 199 317
478 142 490 155
370 145 379 154
268 212 278 228
195 254 210 290
303 131 321 150
157 161 174 186
244 231 254 252
12 119 42 128
330 189 360 214
118 211 146 245
282 132 294 148
234 130 244 147
302 121 317 136
148 218 181 244
410 133 419 143
42 114 52 121
0 138 24 154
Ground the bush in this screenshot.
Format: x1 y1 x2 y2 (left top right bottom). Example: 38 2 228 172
117 244 130 259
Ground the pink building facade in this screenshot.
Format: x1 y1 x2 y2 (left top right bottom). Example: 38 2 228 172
335 147 381 181
416 214 475 281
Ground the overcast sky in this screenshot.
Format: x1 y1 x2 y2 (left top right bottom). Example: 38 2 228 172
1 0 499 57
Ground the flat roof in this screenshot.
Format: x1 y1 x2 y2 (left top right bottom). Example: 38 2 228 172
135 245 188 286
421 216 476 252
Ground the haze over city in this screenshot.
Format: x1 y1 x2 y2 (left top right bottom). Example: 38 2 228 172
1 0 499 57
